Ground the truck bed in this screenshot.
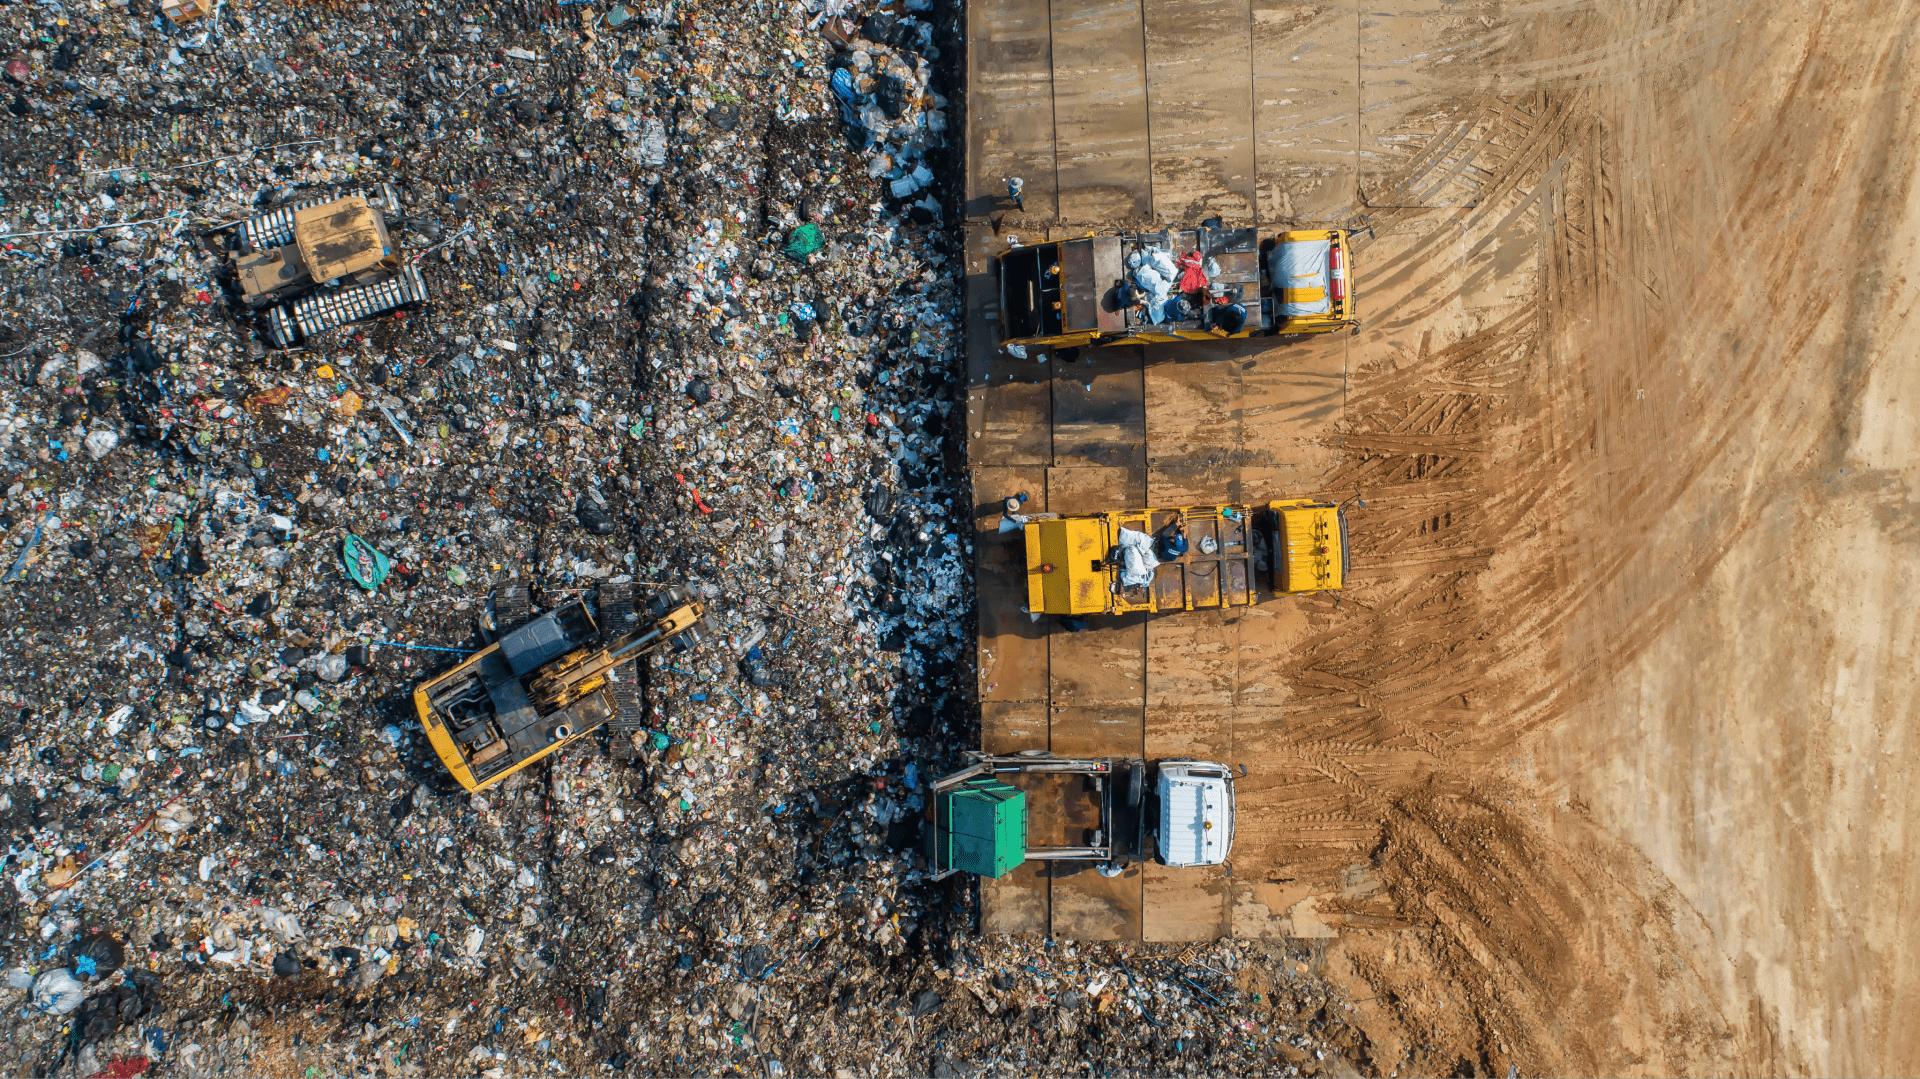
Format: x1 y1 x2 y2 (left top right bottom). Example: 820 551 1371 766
1110 506 1256 613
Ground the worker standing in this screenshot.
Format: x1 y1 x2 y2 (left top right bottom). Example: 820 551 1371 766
1007 176 1025 212
998 491 1031 533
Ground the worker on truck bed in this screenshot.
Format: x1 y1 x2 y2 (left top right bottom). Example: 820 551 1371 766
1156 516 1189 561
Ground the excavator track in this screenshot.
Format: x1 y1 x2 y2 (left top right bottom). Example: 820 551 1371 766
494 584 533 634
597 582 637 634
606 661 647 760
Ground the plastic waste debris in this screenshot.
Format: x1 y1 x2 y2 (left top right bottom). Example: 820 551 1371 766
341 534 391 591
32 969 85 1015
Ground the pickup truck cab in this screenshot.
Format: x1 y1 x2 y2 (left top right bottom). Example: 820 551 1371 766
1155 760 1238 868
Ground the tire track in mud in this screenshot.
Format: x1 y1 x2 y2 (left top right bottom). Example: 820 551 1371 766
1273 5 1920 1073
1254 35 1769 1066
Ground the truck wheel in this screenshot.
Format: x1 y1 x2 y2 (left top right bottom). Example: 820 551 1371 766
1127 760 1144 808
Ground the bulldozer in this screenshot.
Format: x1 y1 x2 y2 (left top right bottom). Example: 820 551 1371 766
415 582 713 793
219 183 429 348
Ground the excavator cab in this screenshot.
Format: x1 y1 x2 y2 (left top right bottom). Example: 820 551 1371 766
415 582 712 792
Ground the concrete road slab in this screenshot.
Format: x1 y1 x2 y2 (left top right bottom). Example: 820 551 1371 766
1050 0 1152 222
1053 348 1146 469
1144 351 1244 441
1146 610 1239 711
1145 705 1233 765
970 364 1055 467
982 701 1050 753
1250 3 1358 223
1143 0 1257 224
1050 704 1144 758
1049 614 1147 708
1356 7 1490 199
982 860 1050 936
966 0 1059 221
1051 862 1144 940
1237 337 1347 450
1043 464 1145 514
974 466 1051 705
1142 862 1231 941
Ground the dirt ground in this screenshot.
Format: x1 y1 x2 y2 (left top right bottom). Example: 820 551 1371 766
1263 0 1920 1075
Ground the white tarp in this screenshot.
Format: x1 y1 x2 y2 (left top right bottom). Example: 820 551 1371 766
1115 527 1160 586
1271 238 1332 317
1127 247 1179 324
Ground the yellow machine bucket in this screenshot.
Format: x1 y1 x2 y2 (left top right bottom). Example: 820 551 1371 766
1267 499 1350 593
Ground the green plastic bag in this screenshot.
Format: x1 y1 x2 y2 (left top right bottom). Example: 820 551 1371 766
341 533 391 591
782 223 823 261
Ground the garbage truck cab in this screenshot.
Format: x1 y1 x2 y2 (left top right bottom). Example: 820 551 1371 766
1263 498 1351 594
995 227 1356 355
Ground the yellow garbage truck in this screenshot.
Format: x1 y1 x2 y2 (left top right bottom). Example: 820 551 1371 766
1022 500 1351 615
1023 505 1257 615
996 227 1357 355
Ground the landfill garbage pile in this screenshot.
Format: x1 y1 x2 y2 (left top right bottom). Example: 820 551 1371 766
0 0 1365 1074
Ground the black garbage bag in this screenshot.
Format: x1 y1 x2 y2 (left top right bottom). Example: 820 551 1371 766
273 949 300 977
862 11 897 43
68 931 125 978
576 497 618 536
875 73 909 120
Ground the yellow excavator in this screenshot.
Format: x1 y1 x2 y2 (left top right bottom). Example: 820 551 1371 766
415 583 710 792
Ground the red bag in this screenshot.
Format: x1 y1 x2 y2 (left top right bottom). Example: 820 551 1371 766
1176 251 1208 293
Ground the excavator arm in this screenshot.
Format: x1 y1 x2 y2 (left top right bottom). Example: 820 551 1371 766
528 599 707 711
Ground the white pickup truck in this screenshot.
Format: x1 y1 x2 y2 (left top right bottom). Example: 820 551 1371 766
1154 760 1238 868
928 753 1240 877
